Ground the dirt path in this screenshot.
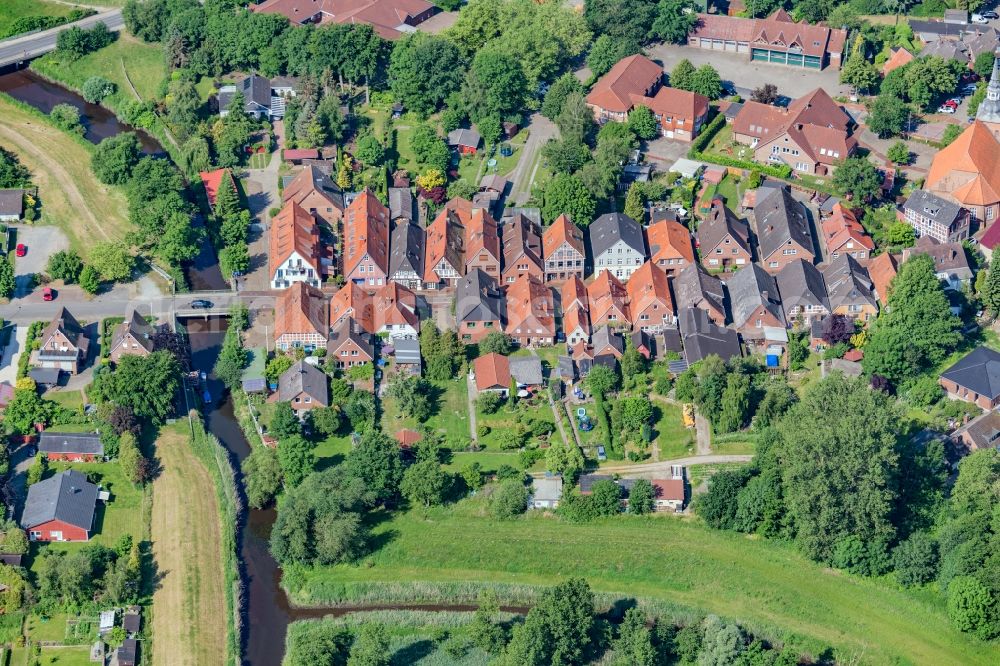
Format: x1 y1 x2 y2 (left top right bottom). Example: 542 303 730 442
150 425 227 666
0 98 129 252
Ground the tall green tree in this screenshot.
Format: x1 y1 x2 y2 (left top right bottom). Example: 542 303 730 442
777 374 901 563
389 33 465 115
541 173 596 226
345 430 403 504
277 435 316 488
862 254 961 384
717 373 751 434
832 156 882 202
91 133 142 185
348 623 391 666
649 0 698 43
90 351 180 424
400 460 450 507
981 247 1000 316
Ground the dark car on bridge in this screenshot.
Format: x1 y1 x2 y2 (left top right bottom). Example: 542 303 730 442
190 299 214 309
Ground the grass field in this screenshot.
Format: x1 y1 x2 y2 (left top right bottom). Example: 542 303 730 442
150 423 228 666
0 96 131 257
46 460 144 546
382 378 470 443
651 401 696 459
283 499 998 665
0 0 77 37
32 34 166 104
9 646 91 666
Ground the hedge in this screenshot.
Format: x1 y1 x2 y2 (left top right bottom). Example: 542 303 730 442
688 110 795 180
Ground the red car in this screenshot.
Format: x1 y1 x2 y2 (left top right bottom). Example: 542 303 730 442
42 287 55 301
15 243 26 257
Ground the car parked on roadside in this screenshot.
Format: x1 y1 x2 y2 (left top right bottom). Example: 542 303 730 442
15 244 25 257
938 104 957 114
973 13 990 23
984 10 999 19
190 299 214 309
42 287 55 301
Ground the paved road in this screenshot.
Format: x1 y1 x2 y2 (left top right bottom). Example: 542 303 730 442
0 291 275 325
0 10 124 68
506 113 558 206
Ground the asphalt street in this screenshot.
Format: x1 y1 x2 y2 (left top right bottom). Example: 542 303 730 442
0 10 124 69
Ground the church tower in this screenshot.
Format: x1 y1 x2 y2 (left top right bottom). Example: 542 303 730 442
976 51 1000 137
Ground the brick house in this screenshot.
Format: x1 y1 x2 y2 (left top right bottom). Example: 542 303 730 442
464 205 501 280
587 270 631 329
328 319 375 369
277 360 330 411
939 346 1000 410
282 164 345 228
775 258 830 326
697 198 752 272
424 206 466 289
505 275 556 346
732 88 856 175
822 203 874 261
646 218 695 276
269 201 323 289
342 189 390 287
866 252 898 307
561 275 591 345
673 263 727 325
501 212 544 285
250 0 437 40
473 352 511 394
585 54 662 124
823 254 878 323
728 263 786 343
754 186 815 273
542 214 586 284
274 282 328 352
951 410 1000 450
637 86 710 142
108 310 155 364
21 470 97 541
329 281 418 341
626 261 676 333
37 432 103 462
36 308 91 375
456 269 505 343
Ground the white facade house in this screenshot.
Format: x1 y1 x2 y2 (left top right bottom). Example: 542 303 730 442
590 213 647 281
271 250 321 290
594 239 646 280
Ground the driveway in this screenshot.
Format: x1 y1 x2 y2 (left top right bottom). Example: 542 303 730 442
10 225 69 297
240 129 282 291
0 324 26 385
506 113 558 206
645 43 850 100
645 136 692 168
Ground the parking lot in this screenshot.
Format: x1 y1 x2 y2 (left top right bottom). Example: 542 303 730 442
9 225 69 298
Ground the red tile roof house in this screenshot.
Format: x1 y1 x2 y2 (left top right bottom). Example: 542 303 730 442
688 10 847 70
501 212 544 285
732 88 856 176
697 198 752 272
342 189 390 288
626 261 677 333
821 203 874 261
269 201 324 289
939 345 1000 410
423 198 501 289
21 469 98 542
585 55 663 124
646 218 695 276
199 168 236 208
38 432 104 462
282 164 345 229
542 214 586 285
473 352 512 395
651 474 687 511
633 86 710 142
274 282 328 352
250 0 438 40
329 281 419 341
284 148 320 164
561 275 591 346
505 275 557 346
36 307 91 375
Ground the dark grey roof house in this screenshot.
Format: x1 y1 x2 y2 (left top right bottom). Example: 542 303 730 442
277 360 330 409
38 432 104 458
388 187 415 223
220 74 273 117
939 345 1000 408
677 307 741 364
673 264 727 324
590 212 647 280
823 254 877 315
903 236 974 289
455 268 505 326
754 187 814 267
727 263 786 330
591 325 625 357
0 189 23 220
114 638 137 666
775 258 830 323
901 189 967 244
388 221 425 288
953 410 1000 450
447 127 482 151
509 356 544 386
123 606 142 635
21 469 98 538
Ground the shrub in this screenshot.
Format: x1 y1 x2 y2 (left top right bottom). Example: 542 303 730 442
82 76 116 104
490 479 528 520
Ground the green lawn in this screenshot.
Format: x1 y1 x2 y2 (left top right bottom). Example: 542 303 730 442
314 432 353 471
283 499 997 665
443 451 525 475
382 378 470 444
44 461 145 546
46 389 85 410
26 646 92 666
714 174 743 208
32 34 166 104
650 401 696 459
476 396 563 450
0 0 78 38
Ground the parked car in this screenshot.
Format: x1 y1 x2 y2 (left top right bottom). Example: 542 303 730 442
938 104 957 114
14 244 25 257
973 13 990 23
596 445 607 461
42 287 55 301
984 10 999 19
961 85 978 95
949 97 963 105
190 299 214 309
